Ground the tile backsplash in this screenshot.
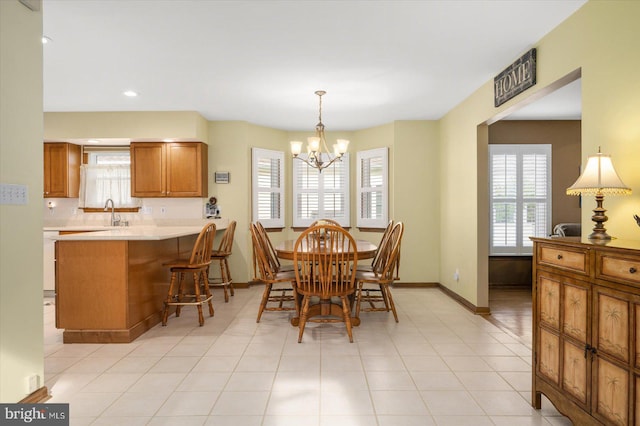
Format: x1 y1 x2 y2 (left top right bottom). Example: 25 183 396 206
43 197 208 227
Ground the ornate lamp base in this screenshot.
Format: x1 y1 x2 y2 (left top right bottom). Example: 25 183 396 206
588 192 611 240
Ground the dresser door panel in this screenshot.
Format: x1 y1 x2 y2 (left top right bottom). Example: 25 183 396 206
563 281 589 343
539 275 560 331
596 290 630 364
539 328 560 385
563 339 589 406
593 356 629 426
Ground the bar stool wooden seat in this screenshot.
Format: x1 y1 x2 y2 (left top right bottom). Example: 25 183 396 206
162 223 216 326
208 220 236 302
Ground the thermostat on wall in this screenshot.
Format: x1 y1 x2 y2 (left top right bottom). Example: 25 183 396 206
214 172 230 184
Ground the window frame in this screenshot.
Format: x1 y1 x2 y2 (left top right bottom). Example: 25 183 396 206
489 143 552 256
357 147 389 229
292 152 350 228
78 147 140 209
251 147 285 228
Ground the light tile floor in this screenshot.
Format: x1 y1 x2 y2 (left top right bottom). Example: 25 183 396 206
43 287 572 425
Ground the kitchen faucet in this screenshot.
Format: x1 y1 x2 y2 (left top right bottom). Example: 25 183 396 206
104 198 120 226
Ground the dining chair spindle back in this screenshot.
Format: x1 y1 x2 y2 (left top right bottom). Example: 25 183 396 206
309 218 342 227
251 223 297 322
293 224 358 342
355 221 404 322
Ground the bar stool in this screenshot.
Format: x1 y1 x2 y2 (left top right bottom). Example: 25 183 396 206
209 220 236 302
162 223 216 326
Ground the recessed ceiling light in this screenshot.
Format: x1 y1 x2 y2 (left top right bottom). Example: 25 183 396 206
41 36 52 44
123 90 138 97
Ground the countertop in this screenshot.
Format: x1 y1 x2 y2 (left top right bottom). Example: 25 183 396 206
52 226 205 241
44 218 229 239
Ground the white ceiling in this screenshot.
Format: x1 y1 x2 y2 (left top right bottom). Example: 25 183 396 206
42 0 585 131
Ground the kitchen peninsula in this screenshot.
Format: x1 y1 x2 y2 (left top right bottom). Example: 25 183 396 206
54 222 227 343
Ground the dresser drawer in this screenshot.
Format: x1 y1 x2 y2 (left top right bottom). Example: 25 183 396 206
597 252 640 285
538 244 589 274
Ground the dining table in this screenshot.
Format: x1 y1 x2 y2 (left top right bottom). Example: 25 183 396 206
274 237 377 327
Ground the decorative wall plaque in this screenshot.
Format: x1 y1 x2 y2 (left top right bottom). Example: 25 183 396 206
494 48 537 107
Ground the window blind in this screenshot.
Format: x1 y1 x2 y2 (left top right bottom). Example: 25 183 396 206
292 153 350 227
357 147 388 228
252 148 284 228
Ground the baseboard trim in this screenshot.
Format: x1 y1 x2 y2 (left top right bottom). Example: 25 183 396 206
19 386 49 403
393 282 439 288
247 280 490 314
434 283 491 315
233 282 250 289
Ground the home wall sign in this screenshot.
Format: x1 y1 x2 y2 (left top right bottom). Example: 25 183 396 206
494 48 537 107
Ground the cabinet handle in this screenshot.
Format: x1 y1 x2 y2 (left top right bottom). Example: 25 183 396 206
557 254 563 260
631 267 637 274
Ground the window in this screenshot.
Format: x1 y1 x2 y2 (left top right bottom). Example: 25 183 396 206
251 148 285 228
357 147 388 228
78 149 139 208
293 153 350 227
489 144 551 255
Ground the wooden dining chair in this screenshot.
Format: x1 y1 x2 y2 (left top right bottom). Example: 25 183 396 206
355 221 404 322
162 223 216 326
253 221 296 275
293 224 358 342
251 223 297 322
208 220 236 302
310 218 341 227
356 219 394 274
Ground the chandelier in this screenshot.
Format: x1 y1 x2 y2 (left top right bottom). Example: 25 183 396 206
290 90 349 172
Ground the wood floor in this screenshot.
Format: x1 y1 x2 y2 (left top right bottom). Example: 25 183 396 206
486 286 533 347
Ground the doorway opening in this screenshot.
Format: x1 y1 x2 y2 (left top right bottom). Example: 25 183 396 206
480 69 582 343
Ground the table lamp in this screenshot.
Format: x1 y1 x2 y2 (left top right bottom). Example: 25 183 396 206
566 147 631 240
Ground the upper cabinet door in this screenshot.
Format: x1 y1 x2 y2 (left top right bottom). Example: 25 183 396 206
130 142 207 198
44 143 80 198
166 142 207 197
130 142 166 197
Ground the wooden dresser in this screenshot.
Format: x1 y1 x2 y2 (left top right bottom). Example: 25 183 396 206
532 237 640 425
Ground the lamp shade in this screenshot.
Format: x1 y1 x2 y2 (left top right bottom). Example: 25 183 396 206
566 152 631 196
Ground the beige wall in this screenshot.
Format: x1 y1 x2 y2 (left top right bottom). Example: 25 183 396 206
440 0 640 307
0 1 44 401
489 120 582 226
208 121 289 283
392 121 440 283
44 111 209 142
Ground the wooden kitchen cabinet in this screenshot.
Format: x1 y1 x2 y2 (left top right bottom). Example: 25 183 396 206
43 142 81 198
130 141 208 197
532 237 640 425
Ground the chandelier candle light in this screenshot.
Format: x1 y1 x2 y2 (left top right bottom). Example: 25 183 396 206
290 90 349 172
566 147 631 240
